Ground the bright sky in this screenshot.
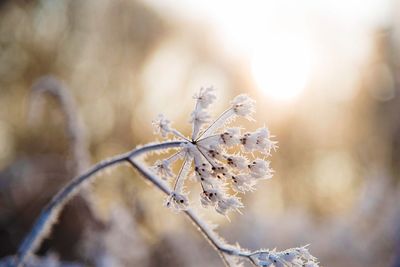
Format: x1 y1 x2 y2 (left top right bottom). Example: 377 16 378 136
143 0 393 102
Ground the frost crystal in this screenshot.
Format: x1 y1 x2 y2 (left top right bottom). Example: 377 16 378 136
152 114 171 137
254 246 319 267
241 127 276 154
153 160 173 180
193 87 216 109
165 192 189 211
152 88 275 214
231 94 255 118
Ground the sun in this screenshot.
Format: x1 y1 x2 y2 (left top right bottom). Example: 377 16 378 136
155 0 317 102
251 34 314 101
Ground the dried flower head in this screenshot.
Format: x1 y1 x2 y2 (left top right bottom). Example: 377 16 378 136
152 88 276 215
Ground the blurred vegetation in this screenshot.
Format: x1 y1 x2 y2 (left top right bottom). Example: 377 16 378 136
0 1 400 266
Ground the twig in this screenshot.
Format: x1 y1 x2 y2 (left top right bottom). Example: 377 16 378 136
127 158 261 266
17 85 319 267
14 139 261 267
14 141 185 267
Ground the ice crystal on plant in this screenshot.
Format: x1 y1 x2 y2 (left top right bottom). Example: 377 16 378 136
193 87 217 109
152 87 275 215
231 94 256 118
152 114 172 138
254 246 319 267
165 191 189 211
153 159 174 180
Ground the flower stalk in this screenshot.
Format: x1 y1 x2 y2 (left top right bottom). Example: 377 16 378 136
15 88 319 267
15 141 185 267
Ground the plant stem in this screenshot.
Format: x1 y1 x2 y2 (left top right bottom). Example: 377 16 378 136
15 141 185 267
127 158 259 267
15 139 257 267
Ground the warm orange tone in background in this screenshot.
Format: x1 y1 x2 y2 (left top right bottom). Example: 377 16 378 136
0 1 399 266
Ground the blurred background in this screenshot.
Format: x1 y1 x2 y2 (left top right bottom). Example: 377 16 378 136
1 0 400 266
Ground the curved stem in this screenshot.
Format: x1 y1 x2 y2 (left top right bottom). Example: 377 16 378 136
127 159 255 266
15 139 257 267
15 140 186 267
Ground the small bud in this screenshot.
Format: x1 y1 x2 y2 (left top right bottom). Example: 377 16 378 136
200 189 221 207
165 192 189 212
194 163 215 185
231 174 256 192
231 94 255 118
226 155 248 169
193 87 216 109
304 261 319 267
215 196 243 215
152 114 171 137
280 250 297 262
248 159 272 179
153 160 173 180
241 128 275 154
220 128 241 146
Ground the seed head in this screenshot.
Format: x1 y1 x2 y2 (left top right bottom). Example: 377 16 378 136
152 88 275 215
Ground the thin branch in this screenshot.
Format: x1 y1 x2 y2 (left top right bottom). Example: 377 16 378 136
15 140 186 267
195 145 218 168
173 152 191 192
127 158 259 266
196 108 233 141
191 100 200 140
15 139 258 267
171 129 191 142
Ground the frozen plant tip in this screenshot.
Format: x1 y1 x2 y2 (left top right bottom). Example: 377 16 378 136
152 87 276 215
251 245 319 267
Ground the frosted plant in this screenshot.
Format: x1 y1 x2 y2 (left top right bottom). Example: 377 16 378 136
251 246 319 267
153 87 275 216
11 86 319 267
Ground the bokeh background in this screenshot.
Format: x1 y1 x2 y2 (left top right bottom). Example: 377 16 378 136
1 0 400 266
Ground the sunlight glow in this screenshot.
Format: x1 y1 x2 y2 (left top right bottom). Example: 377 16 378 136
195 1 317 102
144 0 391 102
251 34 314 101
